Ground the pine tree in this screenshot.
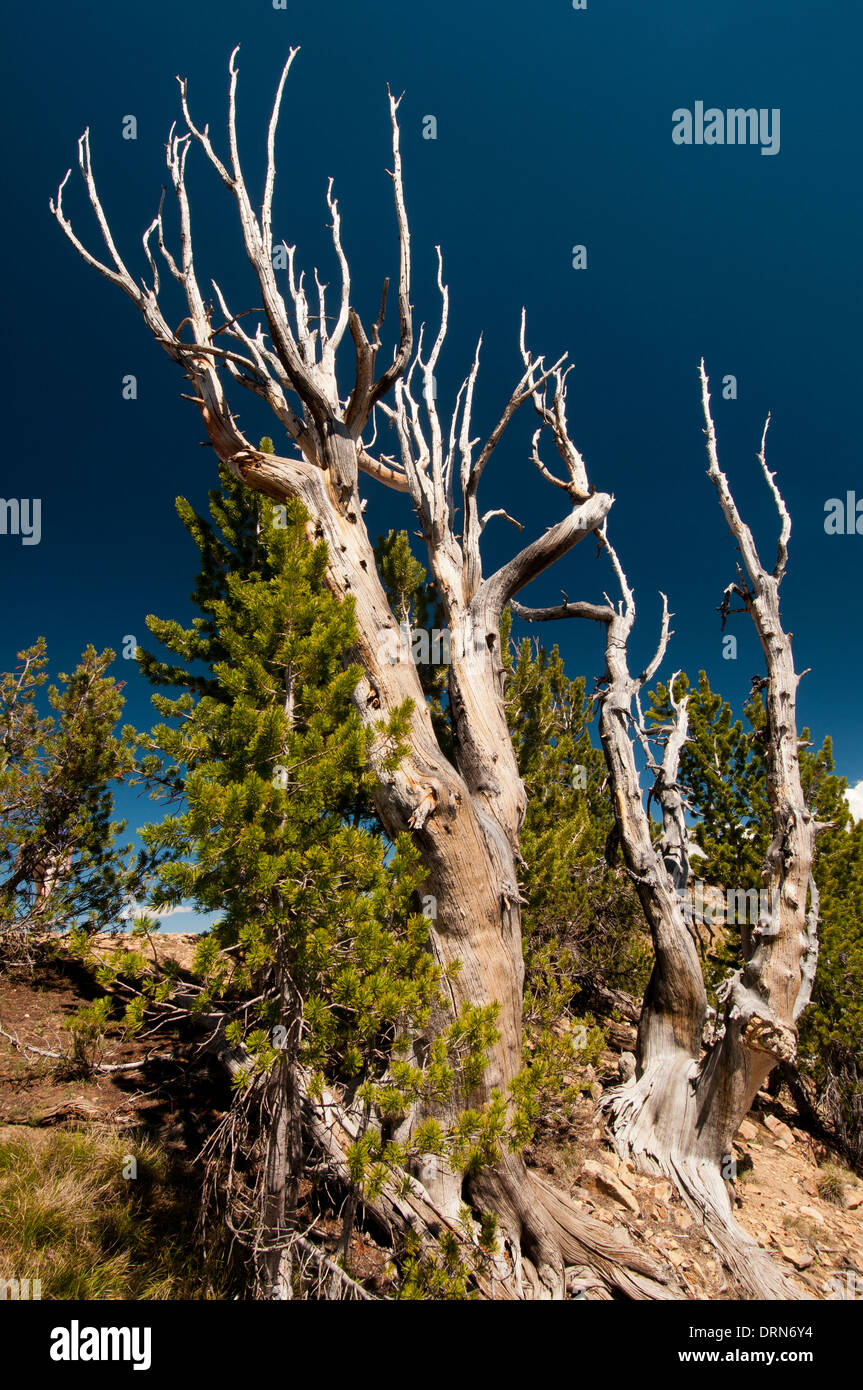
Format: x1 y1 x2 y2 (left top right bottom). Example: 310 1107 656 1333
795 744 863 1163
496 627 649 1131
121 475 506 1295
0 640 137 969
646 671 769 889
505 628 648 1017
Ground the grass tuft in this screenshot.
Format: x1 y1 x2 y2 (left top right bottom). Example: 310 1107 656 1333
0 1127 224 1299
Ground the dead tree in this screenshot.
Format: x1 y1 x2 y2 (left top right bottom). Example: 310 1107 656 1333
513 368 819 1299
50 47 672 1299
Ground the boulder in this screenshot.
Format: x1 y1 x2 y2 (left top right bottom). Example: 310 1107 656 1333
581 1159 641 1216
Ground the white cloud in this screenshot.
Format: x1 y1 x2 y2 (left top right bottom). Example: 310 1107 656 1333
845 780 863 823
118 899 218 932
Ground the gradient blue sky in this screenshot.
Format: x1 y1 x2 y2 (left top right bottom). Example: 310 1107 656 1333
2 2 860 926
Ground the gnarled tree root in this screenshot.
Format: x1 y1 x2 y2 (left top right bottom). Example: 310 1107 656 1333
307 1081 676 1300
469 1153 676 1300
603 1077 806 1300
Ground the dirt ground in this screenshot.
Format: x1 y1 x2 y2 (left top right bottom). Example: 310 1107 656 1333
1 935 861 1301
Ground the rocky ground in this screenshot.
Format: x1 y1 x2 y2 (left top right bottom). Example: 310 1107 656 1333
1 934 861 1301
526 1021 863 1299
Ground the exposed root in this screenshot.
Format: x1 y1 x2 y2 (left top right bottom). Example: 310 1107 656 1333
530 1172 678 1300
306 1077 676 1300
603 1072 806 1300
468 1152 677 1301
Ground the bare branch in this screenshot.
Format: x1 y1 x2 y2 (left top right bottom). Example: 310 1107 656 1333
511 598 614 625
755 413 792 582
699 360 764 592
50 140 140 301
480 508 523 533
521 316 590 500
322 177 351 357
356 449 411 492
357 88 413 422
637 592 672 689
262 48 301 262
482 492 612 618
529 427 571 493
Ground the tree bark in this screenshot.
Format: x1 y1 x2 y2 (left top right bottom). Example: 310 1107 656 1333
514 373 820 1299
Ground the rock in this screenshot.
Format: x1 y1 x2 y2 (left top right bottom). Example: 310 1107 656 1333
737 1119 758 1142
654 1180 673 1204
776 1243 813 1271
581 1159 641 1216
589 1081 604 1102
674 1209 693 1231
763 1114 795 1144
799 1206 823 1223
618 1051 636 1083
846 1190 863 1211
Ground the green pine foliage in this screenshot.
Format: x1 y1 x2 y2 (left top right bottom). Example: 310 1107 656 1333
118 475 517 1266
501 624 648 1130
0 639 137 966
796 746 863 1163
647 672 770 890
504 624 650 1025
374 529 451 755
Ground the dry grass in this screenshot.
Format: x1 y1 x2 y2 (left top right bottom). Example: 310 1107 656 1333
0 1126 224 1299
816 1161 849 1208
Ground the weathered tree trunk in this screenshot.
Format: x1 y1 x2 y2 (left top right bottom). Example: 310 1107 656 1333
50 48 674 1298
258 960 304 1299
514 370 820 1298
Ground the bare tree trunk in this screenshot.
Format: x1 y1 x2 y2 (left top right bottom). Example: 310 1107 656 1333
514 369 820 1298
258 962 305 1298
50 48 672 1298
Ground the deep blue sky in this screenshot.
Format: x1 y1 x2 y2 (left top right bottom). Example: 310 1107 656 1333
2 0 861 891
